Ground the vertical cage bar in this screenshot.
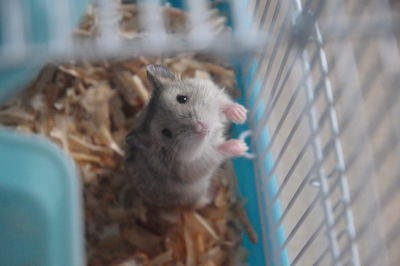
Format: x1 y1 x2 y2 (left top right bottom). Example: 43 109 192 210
186 0 212 46
96 0 121 51
289 0 361 265
313 21 361 266
1 0 27 57
48 0 73 54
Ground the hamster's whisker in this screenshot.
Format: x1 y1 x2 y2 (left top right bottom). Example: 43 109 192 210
175 128 189 137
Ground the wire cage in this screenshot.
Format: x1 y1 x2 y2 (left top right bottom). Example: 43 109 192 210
1 0 400 265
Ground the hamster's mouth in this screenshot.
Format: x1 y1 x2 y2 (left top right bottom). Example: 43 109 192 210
192 121 209 137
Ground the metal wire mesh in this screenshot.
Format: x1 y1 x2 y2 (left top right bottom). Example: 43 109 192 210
1 0 400 265
244 0 400 265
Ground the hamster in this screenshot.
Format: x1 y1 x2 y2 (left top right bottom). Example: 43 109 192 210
125 64 248 209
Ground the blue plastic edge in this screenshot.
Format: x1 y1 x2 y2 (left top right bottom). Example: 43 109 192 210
216 1 289 265
234 58 289 265
230 64 268 266
227 0 289 264
0 127 85 266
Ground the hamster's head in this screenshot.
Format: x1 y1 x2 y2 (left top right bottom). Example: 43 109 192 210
145 64 224 161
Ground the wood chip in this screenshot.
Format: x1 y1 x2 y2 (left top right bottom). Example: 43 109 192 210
100 223 121 240
99 125 125 156
202 63 235 79
0 107 35 122
235 203 258 244
214 187 228 208
114 70 142 108
199 246 222 264
122 225 162 255
193 212 219 240
59 65 85 79
149 249 173 266
131 75 150 103
184 223 196 266
71 152 103 164
68 134 112 153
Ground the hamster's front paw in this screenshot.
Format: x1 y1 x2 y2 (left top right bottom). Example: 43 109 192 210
223 103 247 124
218 139 248 157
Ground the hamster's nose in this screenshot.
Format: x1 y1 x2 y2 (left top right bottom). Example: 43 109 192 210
193 121 209 136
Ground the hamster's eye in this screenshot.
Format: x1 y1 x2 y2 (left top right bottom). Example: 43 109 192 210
161 128 173 138
176 95 188 104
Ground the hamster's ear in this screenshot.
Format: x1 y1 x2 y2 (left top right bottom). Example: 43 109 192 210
146 64 177 89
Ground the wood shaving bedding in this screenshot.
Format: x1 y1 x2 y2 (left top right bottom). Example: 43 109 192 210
0 2 256 265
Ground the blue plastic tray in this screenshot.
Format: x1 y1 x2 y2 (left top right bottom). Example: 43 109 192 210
0 128 84 266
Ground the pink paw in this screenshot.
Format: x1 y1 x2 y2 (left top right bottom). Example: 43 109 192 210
218 139 248 157
223 103 247 124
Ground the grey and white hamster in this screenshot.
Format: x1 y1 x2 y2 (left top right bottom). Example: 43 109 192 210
125 64 248 209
